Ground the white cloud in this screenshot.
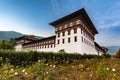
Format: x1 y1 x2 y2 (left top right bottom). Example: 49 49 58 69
96 2 120 29
95 32 120 46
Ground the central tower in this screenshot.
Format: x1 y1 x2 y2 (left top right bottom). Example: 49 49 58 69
50 8 98 54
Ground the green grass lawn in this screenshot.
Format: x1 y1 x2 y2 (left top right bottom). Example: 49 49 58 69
0 58 120 80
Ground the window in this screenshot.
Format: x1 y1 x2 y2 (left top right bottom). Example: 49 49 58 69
68 30 70 35
70 22 73 27
64 24 67 28
74 36 77 42
51 45 52 48
62 32 65 36
62 39 65 44
68 37 70 43
59 26 62 30
55 28 57 31
58 33 60 37
82 36 83 42
83 24 85 27
76 20 81 25
84 38 86 44
74 28 77 34
45 45 46 48
57 39 60 44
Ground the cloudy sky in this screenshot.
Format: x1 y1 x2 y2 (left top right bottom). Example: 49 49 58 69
0 0 120 46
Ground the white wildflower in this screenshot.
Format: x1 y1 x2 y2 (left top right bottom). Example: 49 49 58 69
112 68 116 72
11 68 14 71
50 65 52 67
25 72 28 75
46 64 48 66
22 69 25 73
113 74 116 76
46 72 49 74
72 66 74 68
14 72 18 75
38 60 40 62
53 65 56 68
106 68 109 71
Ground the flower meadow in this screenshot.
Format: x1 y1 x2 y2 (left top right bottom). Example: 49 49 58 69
0 50 120 80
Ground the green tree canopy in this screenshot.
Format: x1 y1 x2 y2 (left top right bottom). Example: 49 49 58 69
0 40 14 50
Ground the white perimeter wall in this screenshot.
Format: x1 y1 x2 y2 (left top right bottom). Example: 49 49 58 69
22 44 55 52
15 28 98 54
15 44 23 51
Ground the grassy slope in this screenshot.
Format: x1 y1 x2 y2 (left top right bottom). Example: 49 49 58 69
0 58 120 80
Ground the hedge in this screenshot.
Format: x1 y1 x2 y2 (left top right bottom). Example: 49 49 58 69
0 50 111 66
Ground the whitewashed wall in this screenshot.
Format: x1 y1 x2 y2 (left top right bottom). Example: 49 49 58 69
55 27 98 54
15 44 23 51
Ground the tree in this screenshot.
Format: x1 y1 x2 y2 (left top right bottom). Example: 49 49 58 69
0 40 14 50
114 49 120 58
10 38 16 46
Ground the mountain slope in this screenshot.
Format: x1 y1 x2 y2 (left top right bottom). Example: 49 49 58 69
107 46 120 55
0 31 43 41
0 31 23 41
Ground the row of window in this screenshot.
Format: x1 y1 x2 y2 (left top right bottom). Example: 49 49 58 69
24 44 55 49
56 19 82 31
57 36 77 44
81 29 93 42
57 28 77 37
17 40 30 44
57 28 93 43
81 36 94 47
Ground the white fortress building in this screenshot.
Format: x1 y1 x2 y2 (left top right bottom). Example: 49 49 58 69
15 8 107 55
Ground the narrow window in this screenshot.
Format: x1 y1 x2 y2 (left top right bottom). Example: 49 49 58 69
62 32 65 36
74 28 77 34
62 39 65 44
74 36 77 42
76 20 81 25
55 28 57 31
68 30 70 35
51 45 52 48
82 36 83 42
59 26 62 30
64 24 67 28
70 22 73 27
68 37 70 43
84 38 86 44
58 33 60 37
57 39 60 44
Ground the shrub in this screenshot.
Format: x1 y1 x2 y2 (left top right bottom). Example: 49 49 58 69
0 50 111 66
114 49 120 58
102 53 111 58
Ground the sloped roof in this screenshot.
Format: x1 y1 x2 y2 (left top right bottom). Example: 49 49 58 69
94 42 108 53
50 8 98 34
15 35 37 41
22 35 56 46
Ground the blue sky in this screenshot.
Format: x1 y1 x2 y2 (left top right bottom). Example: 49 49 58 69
0 0 120 46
